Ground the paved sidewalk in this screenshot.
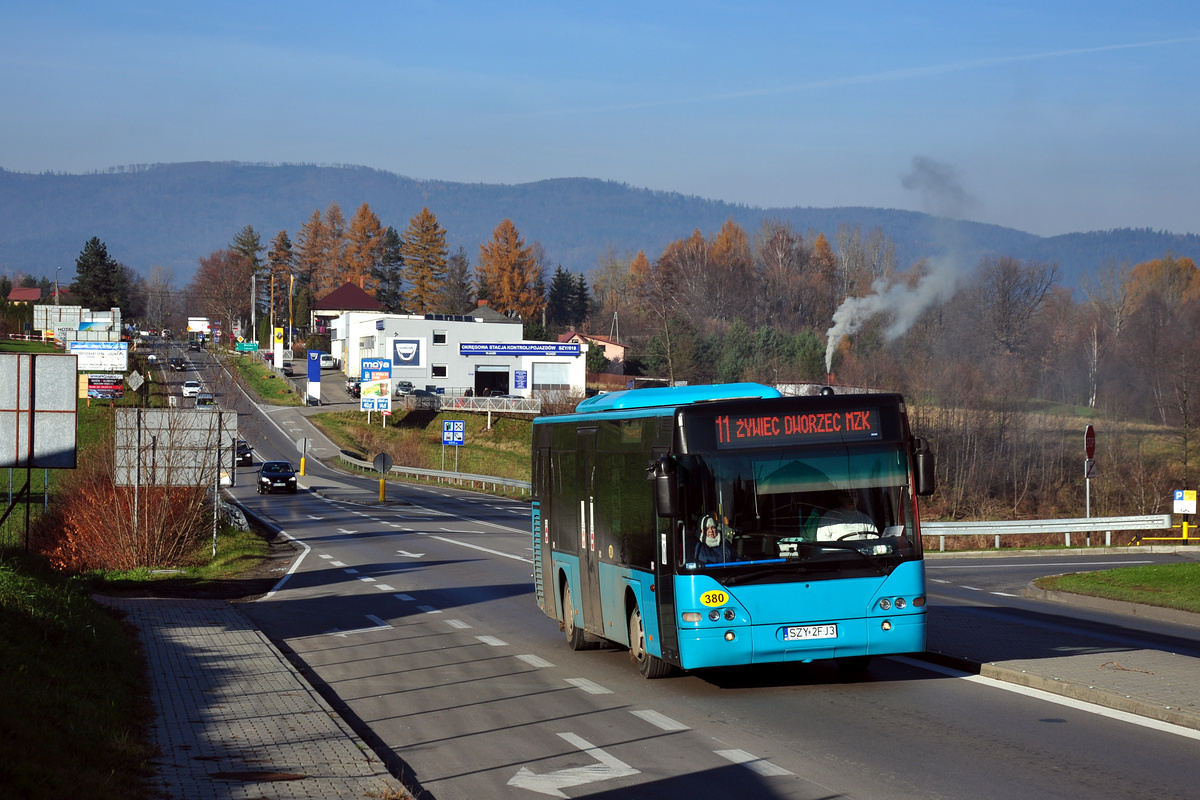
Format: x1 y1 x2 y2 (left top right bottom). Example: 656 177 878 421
98 597 409 800
924 589 1200 731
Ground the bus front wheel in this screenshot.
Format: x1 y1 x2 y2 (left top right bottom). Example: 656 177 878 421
629 606 672 679
562 583 588 651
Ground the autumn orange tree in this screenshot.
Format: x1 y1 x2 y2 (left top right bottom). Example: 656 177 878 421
187 248 254 336
346 203 386 292
477 218 544 322
401 207 448 314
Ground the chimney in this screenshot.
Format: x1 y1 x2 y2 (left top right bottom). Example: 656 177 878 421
477 299 489 307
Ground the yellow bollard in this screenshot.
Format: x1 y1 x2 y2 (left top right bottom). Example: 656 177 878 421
299 455 306 476
379 477 386 502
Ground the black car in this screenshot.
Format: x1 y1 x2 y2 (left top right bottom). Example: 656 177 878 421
235 439 254 467
257 461 298 494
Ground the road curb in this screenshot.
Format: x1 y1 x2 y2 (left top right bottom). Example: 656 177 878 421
1022 585 1200 628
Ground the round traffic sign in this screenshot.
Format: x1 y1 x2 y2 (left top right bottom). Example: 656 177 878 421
373 453 394 474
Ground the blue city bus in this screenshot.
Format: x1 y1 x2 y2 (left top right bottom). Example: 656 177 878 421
531 382 936 678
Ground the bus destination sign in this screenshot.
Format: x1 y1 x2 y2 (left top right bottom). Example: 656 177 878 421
713 408 881 449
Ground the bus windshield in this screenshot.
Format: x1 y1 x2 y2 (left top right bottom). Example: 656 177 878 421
677 442 919 581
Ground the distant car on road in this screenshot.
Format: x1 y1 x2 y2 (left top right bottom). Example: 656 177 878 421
170 357 184 371
235 439 254 467
282 361 294 376
195 392 216 410
257 461 298 494
188 341 201 352
319 354 337 369
181 380 201 397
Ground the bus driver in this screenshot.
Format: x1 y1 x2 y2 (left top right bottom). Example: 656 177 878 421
815 490 878 541
693 515 731 564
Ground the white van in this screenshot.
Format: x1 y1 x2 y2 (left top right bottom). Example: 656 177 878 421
319 354 337 369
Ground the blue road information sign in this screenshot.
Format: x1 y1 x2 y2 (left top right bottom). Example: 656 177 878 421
1174 489 1197 515
442 419 466 446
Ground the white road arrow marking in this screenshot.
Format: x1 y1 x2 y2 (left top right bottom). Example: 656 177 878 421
396 550 425 558
507 732 638 797
336 528 358 534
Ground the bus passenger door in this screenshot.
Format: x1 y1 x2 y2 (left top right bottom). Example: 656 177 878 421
577 427 601 634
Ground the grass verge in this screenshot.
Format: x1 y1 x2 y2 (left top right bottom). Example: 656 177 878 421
0 551 156 800
225 351 303 406
1034 562 1200 614
0 523 273 800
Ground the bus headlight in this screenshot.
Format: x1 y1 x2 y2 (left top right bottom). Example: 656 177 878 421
724 608 736 621
879 598 891 610
895 597 907 609
709 609 721 621
881 620 892 631
724 631 736 641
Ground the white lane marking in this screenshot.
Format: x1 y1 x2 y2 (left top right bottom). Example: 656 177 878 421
357 576 376 583
891 656 1200 741
418 605 442 614
396 550 425 558
374 584 396 592
260 529 310 601
991 591 1020 597
328 614 393 638
331 561 346 567
516 654 554 668
319 554 333 559
961 585 982 591
931 578 950 583
476 635 508 647
715 749 794 776
307 515 325 520
394 594 415 601
344 568 359 574
336 528 359 534
446 619 472 629
631 709 689 731
421 534 534 564
565 677 611 695
507 732 638 798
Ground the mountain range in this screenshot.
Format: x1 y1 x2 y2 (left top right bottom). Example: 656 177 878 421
1 161 1197 290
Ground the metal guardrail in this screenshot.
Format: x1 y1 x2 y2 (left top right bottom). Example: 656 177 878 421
338 452 532 495
417 395 543 414
922 514 1174 550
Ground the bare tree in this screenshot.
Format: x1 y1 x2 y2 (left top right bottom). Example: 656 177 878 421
977 256 1059 355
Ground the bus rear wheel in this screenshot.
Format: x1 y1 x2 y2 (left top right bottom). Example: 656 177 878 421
562 583 589 651
629 606 672 679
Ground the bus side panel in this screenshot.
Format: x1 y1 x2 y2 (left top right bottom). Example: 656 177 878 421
552 554 582 629
596 562 659 651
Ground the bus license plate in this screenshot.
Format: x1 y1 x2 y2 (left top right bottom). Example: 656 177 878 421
783 624 837 641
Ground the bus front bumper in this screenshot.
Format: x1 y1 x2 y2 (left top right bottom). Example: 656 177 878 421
675 612 925 670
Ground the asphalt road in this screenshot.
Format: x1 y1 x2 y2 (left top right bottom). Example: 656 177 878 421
224 455 1200 800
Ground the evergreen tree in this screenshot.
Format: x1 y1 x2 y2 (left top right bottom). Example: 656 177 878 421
546 266 576 329
401 208 448 315
71 237 125 310
371 226 406 312
573 272 591 328
441 246 475 314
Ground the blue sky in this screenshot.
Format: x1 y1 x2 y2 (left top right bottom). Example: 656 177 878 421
2 1 1197 236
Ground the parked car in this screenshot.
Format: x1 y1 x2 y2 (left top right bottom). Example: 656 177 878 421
346 379 361 398
235 439 254 467
181 380 201 397
282 361 294 376
394 380 414 396
195 392 216 410
319 353 337 369
257 461 298 494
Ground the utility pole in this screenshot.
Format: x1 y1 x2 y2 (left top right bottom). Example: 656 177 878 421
250 273 257 345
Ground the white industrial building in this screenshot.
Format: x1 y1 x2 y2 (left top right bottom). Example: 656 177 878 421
330 304 587 398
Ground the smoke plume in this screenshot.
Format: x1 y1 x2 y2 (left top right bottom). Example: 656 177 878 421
824 156 976 373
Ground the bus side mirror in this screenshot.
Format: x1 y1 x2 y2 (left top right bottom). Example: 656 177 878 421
913 438 936 497
651 456 679 518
